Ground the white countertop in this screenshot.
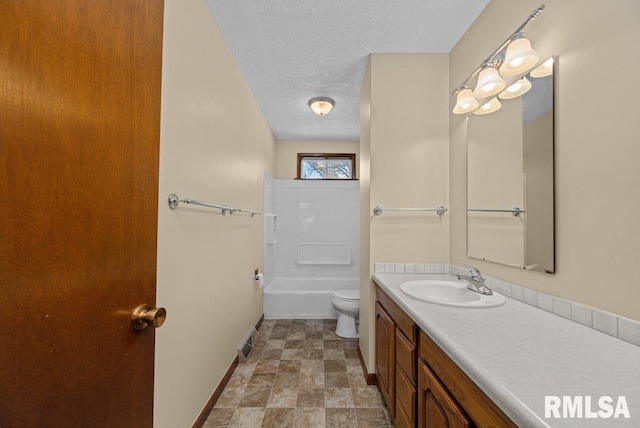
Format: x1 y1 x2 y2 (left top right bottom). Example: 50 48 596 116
372 273 640 427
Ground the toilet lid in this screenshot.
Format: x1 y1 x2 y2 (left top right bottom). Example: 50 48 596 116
333 289 359 301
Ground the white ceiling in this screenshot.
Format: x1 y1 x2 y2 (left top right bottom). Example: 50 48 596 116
205 0 490 141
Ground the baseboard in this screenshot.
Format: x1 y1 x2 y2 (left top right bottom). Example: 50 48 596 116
192 313 264 428
357 346 377 385
255 313 265 331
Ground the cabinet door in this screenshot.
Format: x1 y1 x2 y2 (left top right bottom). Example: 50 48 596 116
418 360 470 428
375 302 396 417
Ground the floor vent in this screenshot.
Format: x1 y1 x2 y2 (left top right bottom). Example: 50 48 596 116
237 327 258 363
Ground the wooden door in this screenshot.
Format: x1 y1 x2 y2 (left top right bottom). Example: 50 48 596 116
418 360 471 428
375 302 396 417
0 1 164 426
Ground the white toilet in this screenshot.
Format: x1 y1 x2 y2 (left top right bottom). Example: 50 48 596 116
331 289 360 338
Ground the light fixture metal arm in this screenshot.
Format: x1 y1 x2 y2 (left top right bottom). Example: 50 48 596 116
452 4 545 95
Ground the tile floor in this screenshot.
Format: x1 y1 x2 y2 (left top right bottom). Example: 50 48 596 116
204 319 393 427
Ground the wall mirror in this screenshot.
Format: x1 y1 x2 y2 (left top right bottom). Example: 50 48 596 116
467 57 555 274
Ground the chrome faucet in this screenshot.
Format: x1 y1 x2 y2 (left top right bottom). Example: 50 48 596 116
457 264 493 295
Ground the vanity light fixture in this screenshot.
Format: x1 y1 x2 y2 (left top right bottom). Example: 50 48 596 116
453 88 480 114
451 5 545 115
499 76 532 100
473 64 506 98
500 35 539 76
530 56 554 78
309 97 334 116
473 97 502 115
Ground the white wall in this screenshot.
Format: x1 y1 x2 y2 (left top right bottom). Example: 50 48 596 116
450 0 640 321
274 180 359 278
155 1 275 426
274 140 360 179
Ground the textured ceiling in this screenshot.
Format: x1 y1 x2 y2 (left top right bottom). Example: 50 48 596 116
205 0 490 140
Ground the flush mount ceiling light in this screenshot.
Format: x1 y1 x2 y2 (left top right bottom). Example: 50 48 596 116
309 97 334 116
451 5 545 115
530 56 554 78
474 97 502 115
499 76 532 99
453 88 480 114
473 64 506 98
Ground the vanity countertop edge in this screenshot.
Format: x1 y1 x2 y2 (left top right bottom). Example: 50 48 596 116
372 272 640 428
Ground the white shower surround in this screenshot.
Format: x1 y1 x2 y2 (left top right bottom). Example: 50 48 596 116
264 277 358 319
263 179 359 319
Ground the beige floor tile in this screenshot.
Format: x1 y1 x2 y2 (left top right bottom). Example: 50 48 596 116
265 339 286 350
204 408 235 427
281 349 304 360
296 388 324 407
248 372 276 388
238 388 271 408
325 408 357 428
226 372 252 389
355 408 389 427
348 372 369 388
298 371 325 388
303 339 323 349
262 408 295 428
323 340 343 349
254 360 280 374
229 408 265 428
286 331 306 341
260 349 283 360
352 387 383 408
324 360 347 372
278 360 301 373
294 408 326 427
324 388 354 408
324 372 350 388
302 349 324 360
300 359 323 374
207 319 388 428
324 348 345 360
273 372 300 388
214 388 245 409
266 388 298 408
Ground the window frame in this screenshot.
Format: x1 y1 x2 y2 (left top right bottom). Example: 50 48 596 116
296 153 357 180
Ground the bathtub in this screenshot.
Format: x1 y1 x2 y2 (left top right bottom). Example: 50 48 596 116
264 277 359 319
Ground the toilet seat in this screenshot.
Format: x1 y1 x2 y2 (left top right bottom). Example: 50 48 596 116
332 289 359 301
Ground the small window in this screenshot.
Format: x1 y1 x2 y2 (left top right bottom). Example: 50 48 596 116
297 153 356 180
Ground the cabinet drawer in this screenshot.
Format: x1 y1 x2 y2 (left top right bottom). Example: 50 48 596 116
396 366 416 427
376 286 416 343
419 330 516 427
395 329 416 384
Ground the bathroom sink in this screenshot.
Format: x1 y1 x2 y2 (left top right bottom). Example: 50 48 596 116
400 280 505 308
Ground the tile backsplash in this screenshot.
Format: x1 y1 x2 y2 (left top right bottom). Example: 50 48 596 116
373 262 640 349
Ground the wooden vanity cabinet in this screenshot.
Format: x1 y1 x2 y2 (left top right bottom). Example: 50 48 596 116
418 359 470 428
376 287 417 427
375 301 395 417
375 284 516 428
418 331 516 428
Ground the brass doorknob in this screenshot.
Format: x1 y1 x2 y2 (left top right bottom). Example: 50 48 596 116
131 304 167 330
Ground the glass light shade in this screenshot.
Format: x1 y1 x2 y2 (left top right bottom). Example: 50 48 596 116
473 97 502 115
500 37 539 76
453 88 479 114
473 67 506 98
309 97 334 115
499 76 532 99
530 56 554 78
